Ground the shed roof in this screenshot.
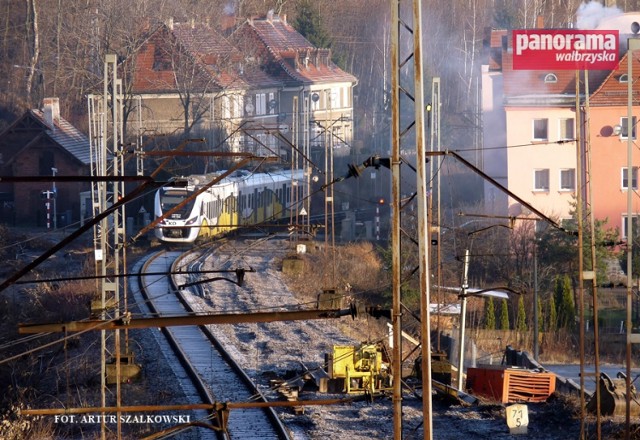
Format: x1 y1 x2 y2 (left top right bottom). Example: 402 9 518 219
30 110 91 165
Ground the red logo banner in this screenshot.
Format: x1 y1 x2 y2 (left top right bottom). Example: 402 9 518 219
512 30 619 70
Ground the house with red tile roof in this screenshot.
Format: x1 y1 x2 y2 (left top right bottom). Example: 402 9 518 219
503 47 611 223
481 17 640 237
130 19 252 163
130 12 358 171
0 98 91 227
231 12 357 163
587 47 640 239
482 28 592 223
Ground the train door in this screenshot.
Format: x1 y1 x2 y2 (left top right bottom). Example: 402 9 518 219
264 186 273 220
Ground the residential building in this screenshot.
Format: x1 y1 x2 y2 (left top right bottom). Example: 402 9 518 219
0 98 91 227
589 14 640 238
231 12 357 163
481 16 640 235
129 13 358 174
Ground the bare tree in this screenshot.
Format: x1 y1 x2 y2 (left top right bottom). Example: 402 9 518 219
24 0 40 107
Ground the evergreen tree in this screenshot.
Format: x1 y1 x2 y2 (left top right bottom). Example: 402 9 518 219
555 275 576 329
537 296 544 332
548 293 557 331
484 297 496 330
293 0 332 49
493 0 519 29
516 296 527 332
538 208 618 283
500 299 510 330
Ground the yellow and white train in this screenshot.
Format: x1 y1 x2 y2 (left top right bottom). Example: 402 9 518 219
154 169 305 243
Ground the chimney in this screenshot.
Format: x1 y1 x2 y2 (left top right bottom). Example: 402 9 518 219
166 17 174 31
536 15 544 29
43 97 60 129
282 14 287 25
267 10 274 22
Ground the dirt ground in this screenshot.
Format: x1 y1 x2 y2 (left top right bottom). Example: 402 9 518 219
3 229 640 439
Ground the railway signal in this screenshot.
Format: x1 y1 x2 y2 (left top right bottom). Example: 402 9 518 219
41 189 55 229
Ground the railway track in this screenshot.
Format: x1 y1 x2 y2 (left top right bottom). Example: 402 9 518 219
133 249 291 440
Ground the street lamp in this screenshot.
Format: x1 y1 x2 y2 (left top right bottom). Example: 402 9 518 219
456 224 513 389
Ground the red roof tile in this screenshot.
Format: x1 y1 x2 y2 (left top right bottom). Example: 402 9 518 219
498 30 609 100
132 16 357 95
233 15 357 86
590 50 640 106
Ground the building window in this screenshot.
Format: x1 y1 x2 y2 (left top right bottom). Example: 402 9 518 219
544 73 558 83
559 168 575 191
622 214 640 239
533 118 548 141
534 169 550 191
559 118 574 141
621 116 637 139
343 87 350 107
619 73 629 83
268 92 276 114
622 167 639 190
39 151 55 176
232 95 244 118
256 93 266 115
221 96 230 119
330 88 339 109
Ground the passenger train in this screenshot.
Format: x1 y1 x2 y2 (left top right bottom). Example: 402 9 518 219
154 169 306 243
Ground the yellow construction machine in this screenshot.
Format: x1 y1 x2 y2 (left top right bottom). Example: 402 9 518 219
325 343 392 394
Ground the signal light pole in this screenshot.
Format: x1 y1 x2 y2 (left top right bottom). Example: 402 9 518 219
41 190 54 229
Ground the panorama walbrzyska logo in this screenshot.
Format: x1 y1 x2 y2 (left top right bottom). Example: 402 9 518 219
512 30 619 70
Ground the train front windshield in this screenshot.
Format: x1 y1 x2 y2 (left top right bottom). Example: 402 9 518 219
160 189 197 218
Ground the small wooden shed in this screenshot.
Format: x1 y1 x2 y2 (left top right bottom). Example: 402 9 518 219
0 98 91 227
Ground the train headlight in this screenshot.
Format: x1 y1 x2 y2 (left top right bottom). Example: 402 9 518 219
186 216 198 225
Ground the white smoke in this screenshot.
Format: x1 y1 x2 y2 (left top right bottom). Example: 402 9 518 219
576 1 623 30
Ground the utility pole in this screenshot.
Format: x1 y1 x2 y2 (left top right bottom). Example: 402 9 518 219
389 1 402 437
87 54 126 439
390 0 432 438
626 35 640 440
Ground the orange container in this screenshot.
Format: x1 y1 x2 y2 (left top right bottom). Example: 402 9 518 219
466 365 556 403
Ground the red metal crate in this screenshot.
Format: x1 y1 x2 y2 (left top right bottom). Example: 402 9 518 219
466 365 556 403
